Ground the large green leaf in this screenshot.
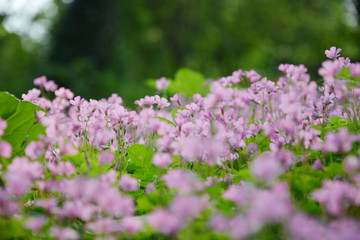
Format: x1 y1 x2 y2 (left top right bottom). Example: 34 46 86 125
0 92 45 155
146 68 206 97
168 68 206 97
0 92 19 119
126 144 155 169
337 67 351 79
125 144 157 183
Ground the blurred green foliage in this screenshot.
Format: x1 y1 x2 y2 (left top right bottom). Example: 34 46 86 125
0 18 40 95
0 0 359 108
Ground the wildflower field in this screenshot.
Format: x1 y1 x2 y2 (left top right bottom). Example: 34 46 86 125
1 47 360 239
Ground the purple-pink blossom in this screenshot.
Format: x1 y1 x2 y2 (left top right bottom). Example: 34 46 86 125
152 152 173 168
251 153 284 182
118 175 139 191
0 118 7 136
0 140 12 158
148 209 182 235
312 180 356 216
350 62 360 78
325 46 342 59
156 77 170 90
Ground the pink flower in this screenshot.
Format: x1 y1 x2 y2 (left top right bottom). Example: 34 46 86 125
35 198 58 212
231 69 243 84
154 95 170 108
246 143 258 155
34 76 58 91
325 46 342 59
0 141 12 158
193 93 204 105
312 180 355 216
223 184 254 205
328 218 360 240
204 176 220 187
47 161 75 176
338 57 351 67
5 172 32 196
118 175 139 191
7 156 43 179
162 169 203 194
58 200 95 221
135 95 156 108
24 200 34 207
148 208 182 235
100 170 117 185
0 118 7 136
108 93 123 105
343 156 360 174
250 183 292 224
176 136 204 161
323 128 357 153
152 152 173 168
22 88 41 102
311 159 323 170
55 87 74 99
350 62 360 78
86 218 118 234
228 215 252 239
145 182 156 194
156 77 170 90
246 70 261 82
288 213 327 240
44 80 58 92
333 82 347 100
25 141 45 159
251 153 284 182
69 96 85 109
170 93 182 105
121 217 143 234
98 152 114 165
278 119 296 136
318 60 342 78
210 82 233 101
185 103 200 114
169 195 208 220
209 214 229 232
25 216 46 233
50 227 78 240
33 75 47 87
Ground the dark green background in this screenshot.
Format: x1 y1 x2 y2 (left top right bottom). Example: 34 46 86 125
0 0 359 107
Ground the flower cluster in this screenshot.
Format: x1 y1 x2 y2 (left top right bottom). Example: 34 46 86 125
0 46 360 239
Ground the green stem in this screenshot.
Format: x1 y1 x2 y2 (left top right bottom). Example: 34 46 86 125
344 103 352 121
262 103 266 123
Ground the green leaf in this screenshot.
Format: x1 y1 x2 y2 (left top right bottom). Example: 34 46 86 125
154 116 175 126
0 92 19 119
168 68 205 97
311 125 322 131
145 78 157 89
137 196 154 213
330 117 346 125
0 218 32 239
0 92 45 155
325 163 345 178
297 199 322 216
254 131 271 152
337 67 351 79
126 144 155 169
285 165 324 201
171 107 185 121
